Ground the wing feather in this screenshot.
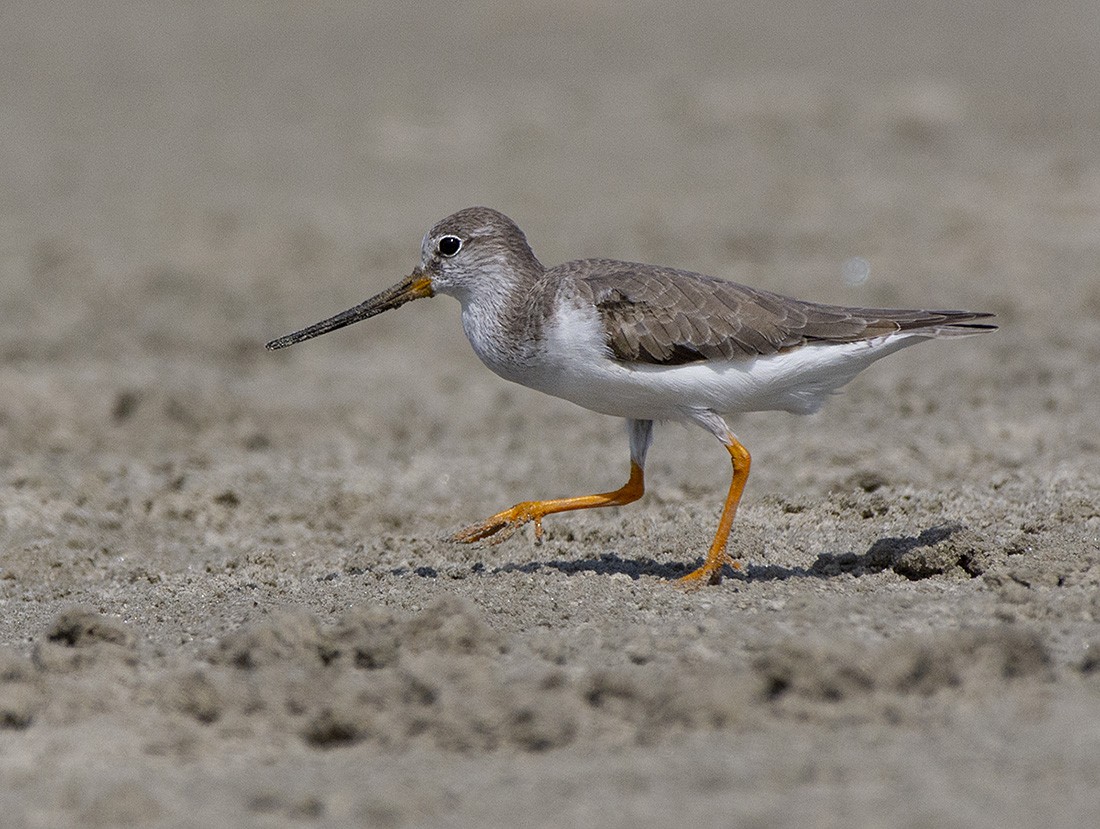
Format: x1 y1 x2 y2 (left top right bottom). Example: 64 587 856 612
559 259 995 366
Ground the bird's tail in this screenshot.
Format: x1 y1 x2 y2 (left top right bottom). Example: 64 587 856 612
903 311 997 338
868 309 997 339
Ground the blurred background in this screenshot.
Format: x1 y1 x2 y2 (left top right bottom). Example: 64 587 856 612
4 0 1098 315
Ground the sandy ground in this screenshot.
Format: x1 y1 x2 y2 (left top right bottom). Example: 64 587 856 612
2 1 1100 826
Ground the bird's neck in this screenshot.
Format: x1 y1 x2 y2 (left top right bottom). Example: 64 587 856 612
459 257 551 375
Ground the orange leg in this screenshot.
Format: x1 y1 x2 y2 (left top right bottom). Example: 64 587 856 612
679 436 751 586
451 461 645 545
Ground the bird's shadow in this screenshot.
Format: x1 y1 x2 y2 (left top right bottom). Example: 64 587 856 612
440 524 963 583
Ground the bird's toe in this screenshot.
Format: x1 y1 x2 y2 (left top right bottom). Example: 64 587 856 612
677 552 741 586
450 521 501 544
451 502 545 545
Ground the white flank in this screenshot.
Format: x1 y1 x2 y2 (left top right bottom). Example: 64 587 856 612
520 303 935 422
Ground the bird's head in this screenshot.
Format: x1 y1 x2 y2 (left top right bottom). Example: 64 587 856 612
265 207 540 351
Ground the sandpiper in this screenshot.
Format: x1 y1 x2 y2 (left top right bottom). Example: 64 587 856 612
267 207 995 584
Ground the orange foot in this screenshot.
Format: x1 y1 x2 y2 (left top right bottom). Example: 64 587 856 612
451 501 550 545
678 552 742 587
451 463 646 547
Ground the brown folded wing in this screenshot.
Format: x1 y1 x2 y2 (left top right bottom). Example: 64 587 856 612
566 260 996 365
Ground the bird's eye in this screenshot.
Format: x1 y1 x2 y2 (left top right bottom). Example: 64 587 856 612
437 235 463 257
